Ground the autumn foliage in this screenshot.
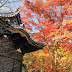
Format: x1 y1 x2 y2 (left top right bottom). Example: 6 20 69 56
20 0 72 72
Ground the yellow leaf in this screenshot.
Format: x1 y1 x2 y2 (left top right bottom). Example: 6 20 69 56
61 57 67 61
67 5 72 12
62 19 72 25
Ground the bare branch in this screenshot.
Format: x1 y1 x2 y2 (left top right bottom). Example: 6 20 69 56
0 0 8 8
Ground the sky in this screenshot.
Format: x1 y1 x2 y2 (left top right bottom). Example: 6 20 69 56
43 0 46 2
0 0 24 13
0 0 46 13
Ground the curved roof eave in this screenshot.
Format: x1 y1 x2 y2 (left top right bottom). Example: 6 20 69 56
0 9 19 17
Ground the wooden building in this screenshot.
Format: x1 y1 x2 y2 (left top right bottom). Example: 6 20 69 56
0 9 45 72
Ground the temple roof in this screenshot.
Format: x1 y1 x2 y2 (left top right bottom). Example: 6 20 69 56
10 33 45 54
0 9 19 17
0 8 46 54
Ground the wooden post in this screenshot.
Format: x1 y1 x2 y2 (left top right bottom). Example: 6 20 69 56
0 36 23 72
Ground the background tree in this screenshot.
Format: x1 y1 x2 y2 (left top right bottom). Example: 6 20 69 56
21 0 72 72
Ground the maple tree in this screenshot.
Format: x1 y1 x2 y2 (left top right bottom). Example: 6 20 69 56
20 0 72 71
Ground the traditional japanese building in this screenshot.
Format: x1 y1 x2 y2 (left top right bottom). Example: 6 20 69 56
0 8 45 72
0 8 45 55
